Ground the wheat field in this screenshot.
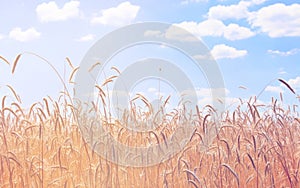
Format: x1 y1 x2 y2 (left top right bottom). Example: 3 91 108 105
1 54 300 187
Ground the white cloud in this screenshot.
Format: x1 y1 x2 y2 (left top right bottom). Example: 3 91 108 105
263 77 300 95
267 77 300 94
0 34 4 40
265 86 284 93
211 44 247 59
224 23 255 40
174 19 255 40
147 87 157 93
178 87 230 108
196 88 230 97
193 54 213 61
77 34 95 42
286 77 300 92
154 92 166 97
181 0 208 5
205 1 300 39
250 0 267 5
267 49 300 56
249 3 300 37
207 0 267 20
152 19 255 42
90 1 140 26
144 30 164 38
165 24 202 42
278 70 287 75
9 27 41 42
197 96 240 109
36 1 80 22
159 44 167 49
208 1 250 20
175 20 225 37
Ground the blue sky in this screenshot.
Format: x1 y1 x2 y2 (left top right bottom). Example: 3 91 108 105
0 0 299 110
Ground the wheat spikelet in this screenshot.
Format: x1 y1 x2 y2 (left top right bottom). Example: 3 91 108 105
0 55 10 65
6 85 21 103
111 66 121 74
3 107 18 120
65 57 74 70
11 102 24 117
239 85 247 90
88 62 101 72
221 163 240 186
278 78 295 94
43 98 51 116
69 67 79 84
11 54 22 74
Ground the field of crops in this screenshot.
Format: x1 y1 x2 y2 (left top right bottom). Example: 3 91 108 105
1 55 300 187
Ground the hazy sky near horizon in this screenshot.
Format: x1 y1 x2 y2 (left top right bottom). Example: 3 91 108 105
0 0 299 109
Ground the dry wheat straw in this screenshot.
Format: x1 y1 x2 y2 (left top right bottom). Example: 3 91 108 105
0 55 10 65
11 54 22 74
278 78 296 94
1 55 300 187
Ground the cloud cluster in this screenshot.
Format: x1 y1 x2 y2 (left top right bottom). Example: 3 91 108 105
285 77 300 92
207 1 250 20
207 1 300 38
174 20 255 41
265 86 284 94
7 0 300 45
181 0 208 5
36 1 80 22
268 49 300 56
9 27 41 42
266 77 300 94
174 1 300 60
196 88 230 97
249 3 300 37
77 34 95 42
8 1 141 42
211 44 247 60
90 1 140 26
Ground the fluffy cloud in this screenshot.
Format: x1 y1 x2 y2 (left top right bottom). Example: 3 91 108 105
224 23 255 40
195 88 243 110
207 1 300 38
265 86 284 93
91 2 140 26
36 1 80 22
147 87 157 93
208 1 250 20
211 44 247 59
77 34 95 42
278 70 287 75
265 77 300 95
207 0 267 20
197 96 241 109
268 49 300 56
144 30 164 37
178 87 230 108
144 27 200 42
165 24 202 42
286 77 300 92
175 20 224 37
249 3 300 37
196 88 230 97
0 34 4 40
9 27 41 42
250 0 267 4
181 0 208 5
174 19 255 40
